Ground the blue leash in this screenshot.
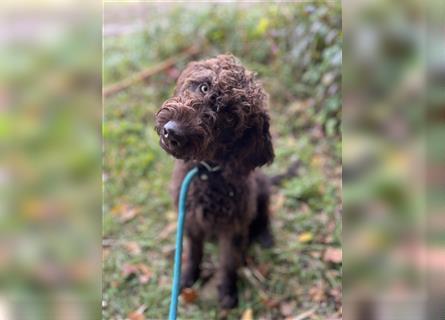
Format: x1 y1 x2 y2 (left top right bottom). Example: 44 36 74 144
168 166 199 320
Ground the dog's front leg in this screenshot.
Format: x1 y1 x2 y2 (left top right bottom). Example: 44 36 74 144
217 232 246 309
181 232 203 289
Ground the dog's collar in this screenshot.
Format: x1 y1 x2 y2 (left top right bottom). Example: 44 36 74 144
197 161 235 197
197 161 221 181
199 161 221 173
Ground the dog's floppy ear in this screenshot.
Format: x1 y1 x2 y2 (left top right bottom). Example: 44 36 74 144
234 110 274 172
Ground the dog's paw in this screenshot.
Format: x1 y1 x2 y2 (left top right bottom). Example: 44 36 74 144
218 284 238 309
180 269 199 289
257 230 274 248
219 293 238 309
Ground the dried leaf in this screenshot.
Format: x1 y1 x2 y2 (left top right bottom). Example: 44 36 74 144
128 311 144 320
309 285 325 302
121 263 153 284
329 288 342 303
261 296 280 309
241 308 253 320
166 210 176 222
159 222 177 240
280 301 296 317
255 17 270 35
298 232 313 243
23 199 62 221
181 288 198 304
112 204 139 223
324 247 342 264
137 264 153 284
120 207 139 222
311 154 324 169
121 263 139 279
127 305 146 320
124 241 141 256
310 251 321 259
257 263 271 278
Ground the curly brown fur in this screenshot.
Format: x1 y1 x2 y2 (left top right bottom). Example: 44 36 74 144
155 54 274 309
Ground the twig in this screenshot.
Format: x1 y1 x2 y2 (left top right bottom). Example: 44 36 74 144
245 259 267 283
292 308 316 320
250 266 267 283
103 45 199 97
241 267 269 300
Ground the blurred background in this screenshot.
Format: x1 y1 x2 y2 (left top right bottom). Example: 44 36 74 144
1 0 444 319
343 0 445 319
103 2 342 320
0 1 101 320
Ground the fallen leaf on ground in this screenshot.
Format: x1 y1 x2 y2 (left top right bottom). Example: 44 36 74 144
181 288 198 304
280 300 296 317
310 251 321 259
166 210 176 222
329 288 342 303
261 296 280 309
127 311 144 320
121 263 153 284
124 241 141 255
127 305 146 320
311 154 325 169
257 263 271 278
241 308 253 320
298 232 313 243
324 247 342 264
137 264 153 284
159 222 177 240
121 263 139 279
112 204 140 223
309 284 325 302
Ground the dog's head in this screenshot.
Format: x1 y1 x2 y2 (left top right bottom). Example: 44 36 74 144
155 54 274 172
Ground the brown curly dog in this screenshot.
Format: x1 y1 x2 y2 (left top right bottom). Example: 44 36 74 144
155 54 275 309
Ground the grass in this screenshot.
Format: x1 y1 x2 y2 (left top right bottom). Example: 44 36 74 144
103 3 341 319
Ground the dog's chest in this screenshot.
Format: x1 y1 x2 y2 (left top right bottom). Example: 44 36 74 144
187 172 245 226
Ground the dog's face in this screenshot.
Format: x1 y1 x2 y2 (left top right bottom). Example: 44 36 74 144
155 54 274 171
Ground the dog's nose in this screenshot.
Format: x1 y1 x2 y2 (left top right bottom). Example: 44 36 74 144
162 121 185 147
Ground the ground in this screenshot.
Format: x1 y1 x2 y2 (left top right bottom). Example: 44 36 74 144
103 3 341 319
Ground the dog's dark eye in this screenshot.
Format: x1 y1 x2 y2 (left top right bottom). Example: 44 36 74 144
199 83 209 94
